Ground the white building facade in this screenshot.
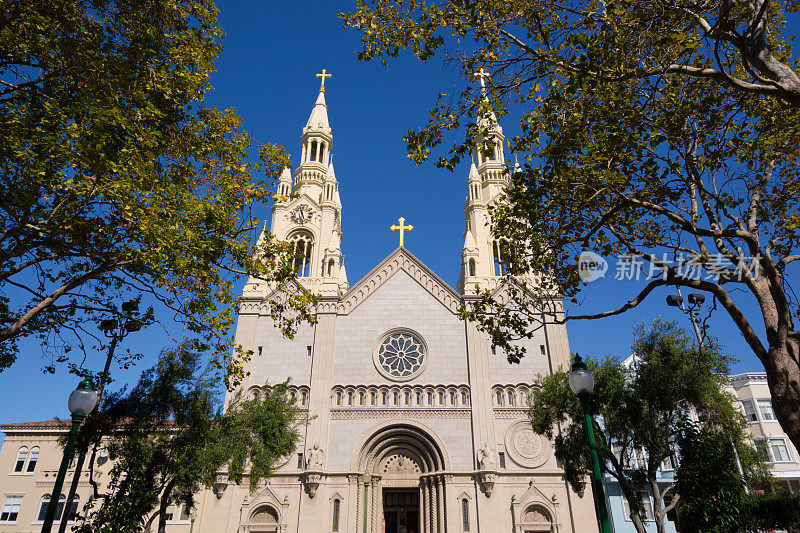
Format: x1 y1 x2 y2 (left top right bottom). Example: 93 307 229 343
195 77 598 533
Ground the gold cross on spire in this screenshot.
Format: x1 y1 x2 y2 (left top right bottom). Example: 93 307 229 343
472 67 491 90
390 217 414 247
316 69 332 91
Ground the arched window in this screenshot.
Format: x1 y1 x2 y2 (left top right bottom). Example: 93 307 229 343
438 391 445 405
288 231 314 277
404 391 410 406
461 391 468 405
37 494 74 522
492 241 508 276
347 392 353 406
393 391 399 405
327 259 335 277
309 140 318 162
382 390 388 405
360 391 365 406
468 258 476 276
462 498 470 531
318 143 325 163
336 391 342 406
332 498 341 531
496 389 503 406
371 391 376 406
427 391 433 405
13 447 27 472
450 391 456 405
508 390 516 406
416 391 422 405
26 447 39 472
301 391 308 406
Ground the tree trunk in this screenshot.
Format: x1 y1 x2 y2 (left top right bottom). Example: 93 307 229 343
156 480 175 533
763 337 800 454
649 476 666 533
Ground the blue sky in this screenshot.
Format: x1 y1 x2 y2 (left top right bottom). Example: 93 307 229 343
0 2 789 427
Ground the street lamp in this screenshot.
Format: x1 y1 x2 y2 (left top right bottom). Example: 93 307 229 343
569 354 611 533
41 375 98 533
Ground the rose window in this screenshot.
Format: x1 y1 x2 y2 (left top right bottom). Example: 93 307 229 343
376 332 426 380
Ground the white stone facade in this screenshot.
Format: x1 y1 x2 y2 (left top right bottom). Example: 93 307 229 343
197 77 599 533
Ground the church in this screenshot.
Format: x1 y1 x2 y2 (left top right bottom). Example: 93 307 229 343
195 72 599 533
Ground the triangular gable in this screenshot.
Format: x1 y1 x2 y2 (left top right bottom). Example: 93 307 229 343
338 247 461 315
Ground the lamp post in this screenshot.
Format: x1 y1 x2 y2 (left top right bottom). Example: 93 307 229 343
666 291 749 493
569 354 612 533
41 375 98 533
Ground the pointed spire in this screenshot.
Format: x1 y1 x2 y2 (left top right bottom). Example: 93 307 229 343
306 88 330 132
339 264 348 286
325 161 337 182
468 160 479 181
463 229 478 252
326 231 341 252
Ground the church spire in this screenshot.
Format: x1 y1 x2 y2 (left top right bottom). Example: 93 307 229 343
295 70 334 200
458 68 511 295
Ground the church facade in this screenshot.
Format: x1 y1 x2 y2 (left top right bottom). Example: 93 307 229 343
195 75 599 533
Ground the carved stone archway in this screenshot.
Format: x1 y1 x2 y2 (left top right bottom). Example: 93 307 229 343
352 422 449 533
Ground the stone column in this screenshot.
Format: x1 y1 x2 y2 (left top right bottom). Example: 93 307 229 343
420 481 428 533
370 477 381 533
430 477 439 533
436 476 446 533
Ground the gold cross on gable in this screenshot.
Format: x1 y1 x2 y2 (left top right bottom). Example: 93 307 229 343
472 67 491 90
316 69 332 90
390 217 414 247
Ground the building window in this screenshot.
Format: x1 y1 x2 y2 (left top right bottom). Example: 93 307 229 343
462 498 470 530
383 391 389 405
394 391 400 405
438 391 444 405
507 390 516 406
332 498 340 531
257 345 263 357
348 392 353 406
770 437 792 462
371 392 376 406
416 391 422 405
741 400 758 422
13 447 28 472
754 438 770 461
301 391 308 406
336 392 342 406
468 259 476 276
427 391 433 405
540 344 546 356
498 452 506 469
496 390 503 406
37 494 75 522
297 453 304 469
1 495 22 522
490 346 496 355
622 493 654 522
288 230 314 278
450 391 456 405
310 140 317 162
461 391 468 405
307 345 312 357
758 399 776 421
27 447 39 472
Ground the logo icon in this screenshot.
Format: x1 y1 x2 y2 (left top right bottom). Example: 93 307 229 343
578 251 608 282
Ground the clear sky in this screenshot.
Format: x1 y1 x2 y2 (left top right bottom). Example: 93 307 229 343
1 2 791 428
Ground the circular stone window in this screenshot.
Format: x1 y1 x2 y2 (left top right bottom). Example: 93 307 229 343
373 329 428 381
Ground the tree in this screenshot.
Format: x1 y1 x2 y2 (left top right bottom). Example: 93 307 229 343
0 0 312 382
74 342 301 533
529 320 759 533
676 422 800 532
342 0 800 453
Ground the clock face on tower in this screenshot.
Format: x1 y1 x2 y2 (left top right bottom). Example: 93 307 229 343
291 205 314 225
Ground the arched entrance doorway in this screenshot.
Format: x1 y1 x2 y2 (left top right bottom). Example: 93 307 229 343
353 423 449 533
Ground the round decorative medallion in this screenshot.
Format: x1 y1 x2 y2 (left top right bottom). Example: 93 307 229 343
373 329 428 382
504 421 551 468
